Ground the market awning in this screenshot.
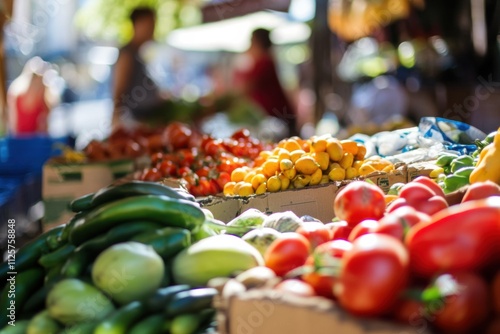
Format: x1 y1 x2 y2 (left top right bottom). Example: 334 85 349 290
201 0 291 23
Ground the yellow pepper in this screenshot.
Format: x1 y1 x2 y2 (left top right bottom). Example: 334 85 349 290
469 127 500 184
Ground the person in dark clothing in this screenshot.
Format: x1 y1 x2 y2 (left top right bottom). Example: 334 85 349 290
112 7 166 129
235 28 297 136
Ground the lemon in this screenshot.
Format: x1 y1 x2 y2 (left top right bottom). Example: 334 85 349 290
283 139 302 152
328 167 346 181
358 164 377 176
290 149 306 164
293 175 311 189
237 182 254 197
255 182 267 195
262 158 279 178
345 166 358 179
223 182 236 196
279 158 294 171
309 168 323 186
339 152 354 170
310 138 327 153
244 170 257 184
313 152 330 170
326 139 343 162
340 140 359 155
295 156 319 175
353 160 364 170
267 175 281 192
277 150 291 162
278 173 290 190
251 173 267 190
231 168 247 183
355 144 367 160
320 175 330 184
283 167 297 180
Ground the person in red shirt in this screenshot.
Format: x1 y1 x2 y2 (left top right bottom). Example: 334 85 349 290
7 57 56 135
235 28 297 136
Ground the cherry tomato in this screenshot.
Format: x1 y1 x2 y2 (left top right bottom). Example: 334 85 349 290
231 128 251 140
302 240 352 299
275 279 315 297
412 176 446 198
216 171 231 190
333 181 386 227
177 166 192 177
195 166 211 178
141 168 162 181
430 272 490 334
204 139 223 156
325 221 353 241
151 152 164 165
264 232 311 277
162 122 192 151
158 160 177 177
348 219 378 242
336 234 409 316
296 223 332 249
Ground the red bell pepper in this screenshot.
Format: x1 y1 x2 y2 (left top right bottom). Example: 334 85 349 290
405 196 500 278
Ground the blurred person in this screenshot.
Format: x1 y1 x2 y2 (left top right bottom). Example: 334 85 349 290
234 28 298 136
111 7 168 130
7 57 59 135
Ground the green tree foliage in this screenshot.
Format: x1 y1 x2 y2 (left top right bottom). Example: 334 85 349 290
75 0 202 44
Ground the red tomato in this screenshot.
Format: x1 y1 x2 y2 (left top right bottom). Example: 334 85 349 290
296 223 332 249
386 197 409 213
216 171 231 190
177 149 195 167
333 181 386 227
412 176 446 198
392 298 428 330
375 206 430 240
150 152 164 165
399 183 435 206
231 128 251 140
302 240 352 299
275 279 315 297
348 219 378 242
163 122 192 151
493 271 500 315
141 168 162 181
405 197 500 278
325 221 353 241
158 160 177 177
177 166 192 177
462 181 500 203
412 195 448 216
336 234 409 316
264 233 311 277
195 166 210 178
204 139 223 156
430 272 490 334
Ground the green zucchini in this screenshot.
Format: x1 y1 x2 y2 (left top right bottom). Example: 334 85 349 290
59 211 87 244
144 285 191 313
93 301 146 334
0 267 45 328
69 193 94 212
61 321 98 334
132 227 191 259
21 285 48 314
0 226 64 282
69 196 204 246
171 309 215 334
90 181 196 208
128 314 170 334
38 244 75 269
165 288 217 317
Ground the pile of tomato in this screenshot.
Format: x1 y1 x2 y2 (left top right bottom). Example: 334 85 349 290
138 123 269 197
263 178 500 334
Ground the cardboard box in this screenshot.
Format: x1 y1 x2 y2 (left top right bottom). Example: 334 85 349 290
42 159 135 230
407 160 439 182
202 167 408 223
216 288 433 334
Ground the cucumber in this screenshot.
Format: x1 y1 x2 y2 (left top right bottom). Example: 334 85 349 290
91 181 196 208
38 244 76 269
60 251 92 278
171 310 215 334
0 226 64 281
22 285 48 314
144 285 191 312
132 227 191 259
69 193 94 212
0 320 29 334
69 196 204 246
165 288 218 317
59 211 87 244
93 301 146 334
61 322 98 334
44 262 65 287
0 267 45 328
46 227 66 250
128 314 169 334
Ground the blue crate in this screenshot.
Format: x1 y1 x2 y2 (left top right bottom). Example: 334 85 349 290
0 135 69 176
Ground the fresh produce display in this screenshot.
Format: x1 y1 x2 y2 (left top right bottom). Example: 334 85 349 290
0 181 218 333
470 127 500 185
138 126 267 197
223 136 371 197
